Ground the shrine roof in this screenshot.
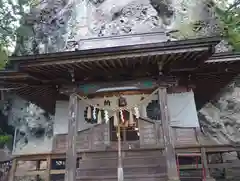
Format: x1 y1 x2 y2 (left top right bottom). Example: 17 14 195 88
3 36 219 87
1 36 240 113
9 36 219 64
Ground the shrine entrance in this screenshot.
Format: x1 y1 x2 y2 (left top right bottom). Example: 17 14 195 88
109 112 139 142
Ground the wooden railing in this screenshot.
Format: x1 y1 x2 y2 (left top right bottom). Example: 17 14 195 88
52 118 202 153
53 123 110 153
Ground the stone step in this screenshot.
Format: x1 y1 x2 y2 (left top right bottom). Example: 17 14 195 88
76 173 166 181
79 156 166 169
77 164 166 177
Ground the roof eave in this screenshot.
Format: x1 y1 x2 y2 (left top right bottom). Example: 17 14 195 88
8 36 220 66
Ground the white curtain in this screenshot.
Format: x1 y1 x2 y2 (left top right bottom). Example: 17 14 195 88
167 91 199 127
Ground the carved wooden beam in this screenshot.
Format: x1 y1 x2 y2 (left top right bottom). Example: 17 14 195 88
158 87 180 181
64 94 79 181
60 77 178 96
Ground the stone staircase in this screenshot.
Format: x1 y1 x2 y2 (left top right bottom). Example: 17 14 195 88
76 149 167 181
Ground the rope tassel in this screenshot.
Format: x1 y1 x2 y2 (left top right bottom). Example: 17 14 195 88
120 110 124 123
134 107 140 119
93 107 96 120
104 110 109 123
113 112 118 127
87 106 91 119
97 110 102 124
129 109 134 125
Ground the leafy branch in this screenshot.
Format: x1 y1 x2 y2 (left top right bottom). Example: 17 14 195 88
213 0 240 51
0 0 37 69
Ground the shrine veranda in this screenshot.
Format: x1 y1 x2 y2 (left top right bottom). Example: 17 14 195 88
1 33 240 181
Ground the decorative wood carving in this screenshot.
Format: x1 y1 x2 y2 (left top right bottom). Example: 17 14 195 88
104 100 111 106
146 100 161 120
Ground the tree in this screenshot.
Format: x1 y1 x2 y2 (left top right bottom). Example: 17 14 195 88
0 0 36 69
214 0 240 51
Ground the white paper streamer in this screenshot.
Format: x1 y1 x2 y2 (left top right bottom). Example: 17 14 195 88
134 107 140 118
104 110 109 123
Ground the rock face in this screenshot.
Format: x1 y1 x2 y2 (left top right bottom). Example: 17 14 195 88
198 80 240 178
13 0 220 55
2 95 53 154
199 81 240 145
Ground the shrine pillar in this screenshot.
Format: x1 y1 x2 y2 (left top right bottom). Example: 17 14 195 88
196 128 215 181
201 147 216 181
65 94 79 181
158 87 180 181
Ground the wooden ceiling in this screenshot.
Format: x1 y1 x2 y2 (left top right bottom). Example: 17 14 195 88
2 37 240 113
194 52 240 109
9 37 219 82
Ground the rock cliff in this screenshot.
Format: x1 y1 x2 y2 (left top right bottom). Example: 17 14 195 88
199 80 240 145
13 0 220 55
2 95 53 154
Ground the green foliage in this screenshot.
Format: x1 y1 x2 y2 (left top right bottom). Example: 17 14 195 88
214 0 240 51
0 45 8 69
0 135 12 148
0 128 12 148
0 0 36 68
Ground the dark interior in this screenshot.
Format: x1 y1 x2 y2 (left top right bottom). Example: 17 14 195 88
109 111 139 142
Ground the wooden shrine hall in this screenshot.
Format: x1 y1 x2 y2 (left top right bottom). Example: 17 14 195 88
1 33 240 181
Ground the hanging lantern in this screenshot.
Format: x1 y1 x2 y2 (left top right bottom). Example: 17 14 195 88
104 110 109 123
134 107 140 118
118 96 127 107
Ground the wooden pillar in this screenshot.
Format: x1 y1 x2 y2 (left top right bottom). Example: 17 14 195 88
201 147 215 181
65 94 79 181
195 128 215 181
46 155 52 181
158 87 179 181
8 158 17 181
